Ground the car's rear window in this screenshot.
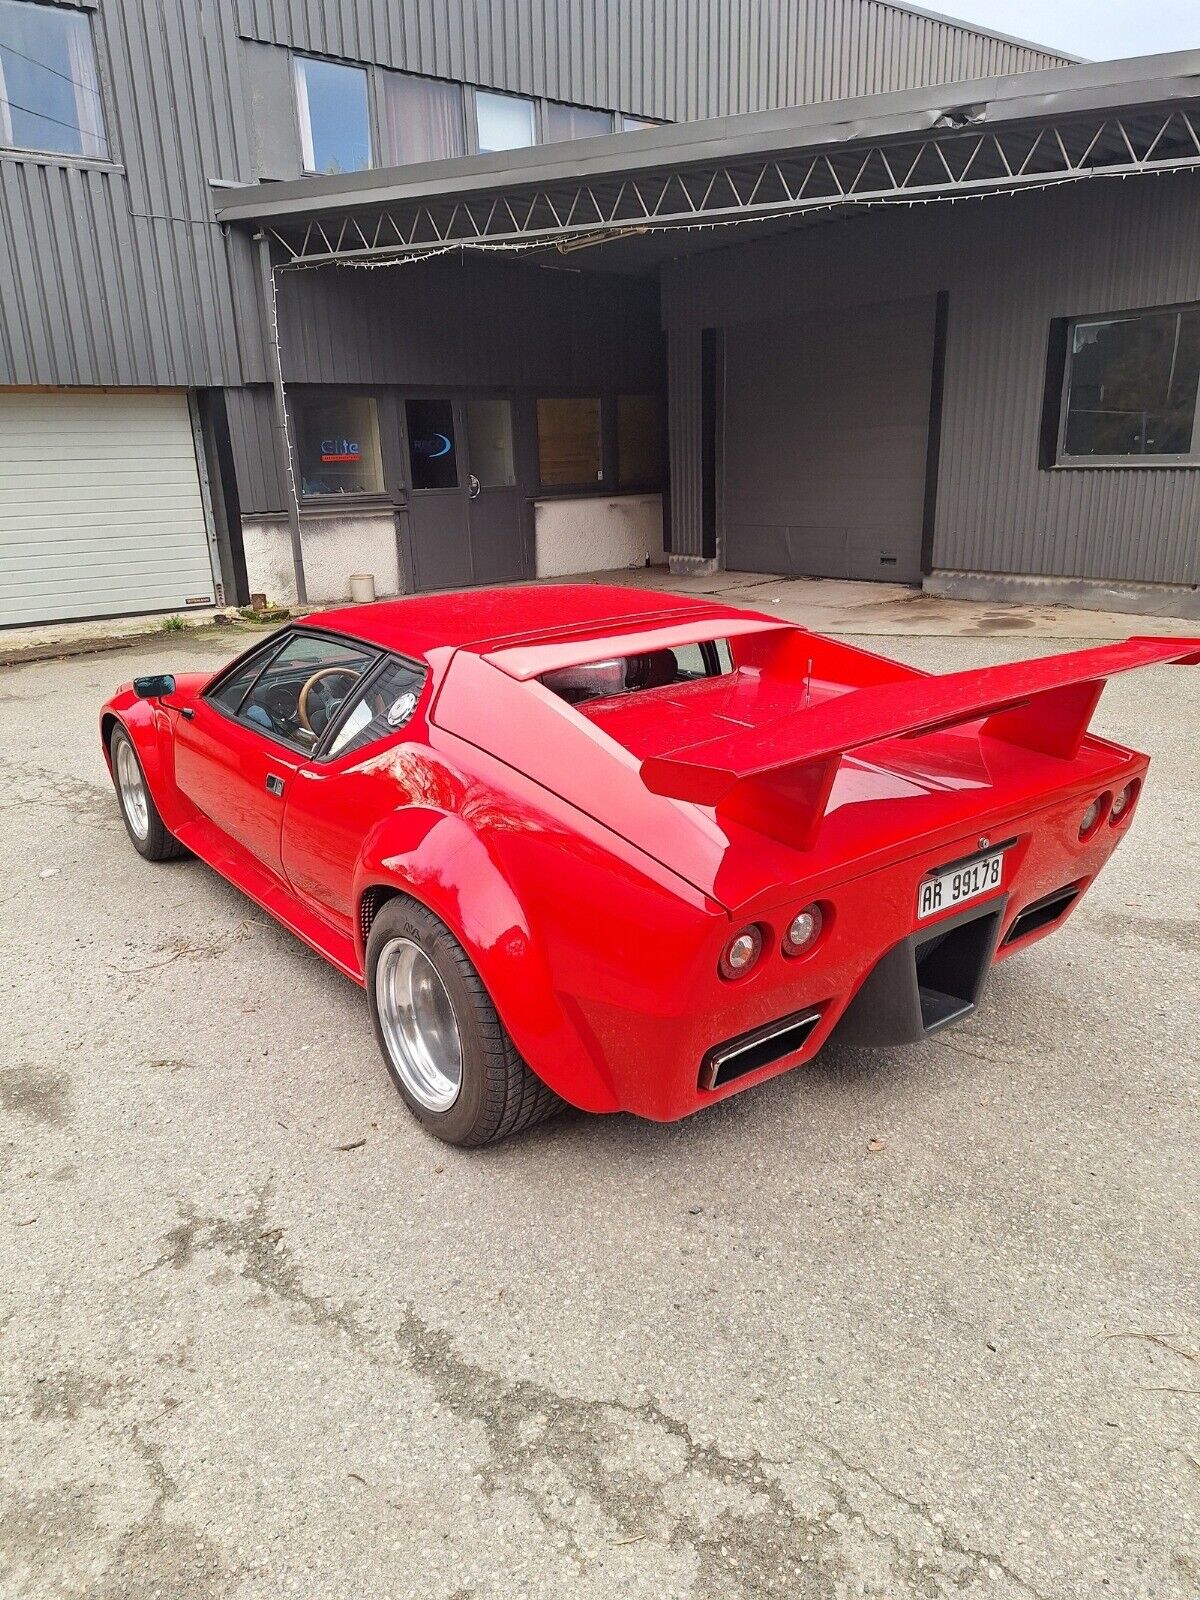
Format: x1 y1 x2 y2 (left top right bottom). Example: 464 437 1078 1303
540 640 734 705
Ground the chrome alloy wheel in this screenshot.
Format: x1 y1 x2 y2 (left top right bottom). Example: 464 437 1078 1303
116 738 150 841
374 937 464 1112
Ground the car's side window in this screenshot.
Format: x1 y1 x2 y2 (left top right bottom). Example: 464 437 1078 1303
235 634 374 751
207 638 284 716
326 656 427 759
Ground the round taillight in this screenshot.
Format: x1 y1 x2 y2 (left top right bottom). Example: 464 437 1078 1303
783 904 823 958
1110 780 1139 824
719 925 763 980
1079 794 1109 840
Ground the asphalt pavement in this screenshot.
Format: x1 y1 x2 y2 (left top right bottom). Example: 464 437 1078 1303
1 615 1197 1599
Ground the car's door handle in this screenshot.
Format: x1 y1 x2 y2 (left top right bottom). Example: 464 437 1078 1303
265 774 286 797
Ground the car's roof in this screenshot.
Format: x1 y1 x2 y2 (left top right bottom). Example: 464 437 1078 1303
306 583 751 659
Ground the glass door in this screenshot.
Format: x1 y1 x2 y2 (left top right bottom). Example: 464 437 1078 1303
402 396 472 590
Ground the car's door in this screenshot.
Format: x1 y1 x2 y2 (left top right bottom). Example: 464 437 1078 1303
174 631 375 878
281 655 428 921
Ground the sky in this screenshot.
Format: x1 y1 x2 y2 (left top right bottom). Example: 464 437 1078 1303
932 1 1197 60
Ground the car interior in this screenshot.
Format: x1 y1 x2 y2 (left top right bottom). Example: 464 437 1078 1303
540 640 734 705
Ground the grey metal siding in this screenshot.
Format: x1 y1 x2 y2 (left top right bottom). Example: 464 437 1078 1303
233 0 1068 122
666 325 704 560
664 172 1200 589
0 0 266 389
222 385 289 516
273 256 664 390
0 0 1067 393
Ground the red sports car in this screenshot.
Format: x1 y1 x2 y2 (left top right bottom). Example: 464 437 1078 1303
102 585 1197 1145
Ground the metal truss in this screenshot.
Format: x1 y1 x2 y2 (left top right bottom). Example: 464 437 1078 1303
268 105 1200 267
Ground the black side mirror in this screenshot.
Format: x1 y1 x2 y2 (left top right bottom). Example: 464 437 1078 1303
132 674 176 700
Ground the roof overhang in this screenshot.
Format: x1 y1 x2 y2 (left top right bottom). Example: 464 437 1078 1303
217 50 1200 269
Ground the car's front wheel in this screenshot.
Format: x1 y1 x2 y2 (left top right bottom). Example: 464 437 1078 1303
366 896 561 1146
109 725 186 862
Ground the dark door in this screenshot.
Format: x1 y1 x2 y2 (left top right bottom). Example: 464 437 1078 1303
403 395 472 591
173 703 304 878
174 632 373 877
722 296 937 582
464 395 526 585
402 394 528 591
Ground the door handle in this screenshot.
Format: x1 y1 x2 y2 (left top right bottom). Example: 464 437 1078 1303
468 472 481 500
265 774 286 797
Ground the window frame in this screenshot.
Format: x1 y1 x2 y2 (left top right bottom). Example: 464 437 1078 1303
0 0 113 165
289 386 391 506
292 50 374 176
319 650 430 763
203 627 427 764
472 85 537 154
532 389 665 496
1054 299 1200 469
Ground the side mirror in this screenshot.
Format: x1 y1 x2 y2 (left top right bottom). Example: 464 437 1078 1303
132 673 176 700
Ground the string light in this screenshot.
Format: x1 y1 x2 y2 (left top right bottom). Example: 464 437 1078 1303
273 160 1193 276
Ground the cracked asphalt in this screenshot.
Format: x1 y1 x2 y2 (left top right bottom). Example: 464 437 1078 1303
1 622 1197 1599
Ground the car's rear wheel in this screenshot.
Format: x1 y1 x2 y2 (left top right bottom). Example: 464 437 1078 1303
366 896 561 1146
109 725 186 862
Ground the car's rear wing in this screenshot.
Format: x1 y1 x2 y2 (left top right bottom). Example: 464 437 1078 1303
640 636 1200 848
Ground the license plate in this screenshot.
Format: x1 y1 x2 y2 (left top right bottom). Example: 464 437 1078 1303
917 849 1005 921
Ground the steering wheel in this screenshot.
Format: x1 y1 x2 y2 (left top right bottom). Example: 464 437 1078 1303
298 666 360 737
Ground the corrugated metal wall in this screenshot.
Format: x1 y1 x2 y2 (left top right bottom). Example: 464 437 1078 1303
0 0 265 389
667 326 705 564
274 256 663 389
0 0 1066 392
663 173 1200 588
235 0 1067 120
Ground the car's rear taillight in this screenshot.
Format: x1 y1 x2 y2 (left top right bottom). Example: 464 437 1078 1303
719 925 763 981
1110 780 1140 825
1079 793 1110 840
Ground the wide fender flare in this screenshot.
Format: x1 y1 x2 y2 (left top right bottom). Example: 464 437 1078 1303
99 692 191 832
355 808 620 1114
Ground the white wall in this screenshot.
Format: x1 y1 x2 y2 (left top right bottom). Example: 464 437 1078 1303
241 510 401 606
535 494 664 579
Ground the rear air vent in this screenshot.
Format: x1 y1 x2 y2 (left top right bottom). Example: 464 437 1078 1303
914 910 1003 1032
1002 886 1080 948
700 1008 822 1091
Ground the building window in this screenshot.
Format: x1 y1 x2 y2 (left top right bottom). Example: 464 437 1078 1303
546 102 613 142
465 397 516 487
616 394 665 489
378 71 465 166
294 55 371 174
620 114 658 132
0 0 107 159
405 397 459 491
1059 305 1200 464
292 392 385 497
537 397 603 487
475 89 535 153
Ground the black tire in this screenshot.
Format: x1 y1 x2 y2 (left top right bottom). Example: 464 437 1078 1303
109 725 187 862
366 896 562 1147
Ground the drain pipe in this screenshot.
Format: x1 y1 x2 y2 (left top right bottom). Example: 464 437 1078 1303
255 231 308 606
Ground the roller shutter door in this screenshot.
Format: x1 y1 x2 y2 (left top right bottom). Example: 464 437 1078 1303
0 391 216 627
723 296 936 582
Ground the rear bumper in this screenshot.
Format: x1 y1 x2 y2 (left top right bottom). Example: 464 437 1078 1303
566 768 1144 1121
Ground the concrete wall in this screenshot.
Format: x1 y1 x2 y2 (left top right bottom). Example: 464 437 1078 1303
242 511 401 607
534 495 664 578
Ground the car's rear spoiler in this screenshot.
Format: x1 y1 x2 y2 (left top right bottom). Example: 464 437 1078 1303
640 636 1200 848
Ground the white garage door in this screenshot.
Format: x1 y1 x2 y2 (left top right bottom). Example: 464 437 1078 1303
0 391 216 627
